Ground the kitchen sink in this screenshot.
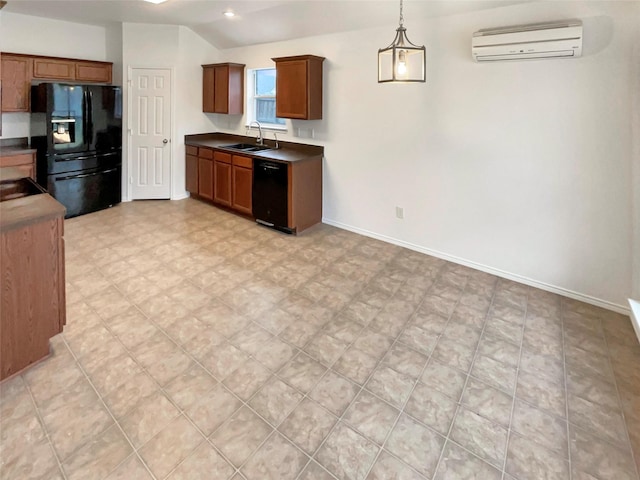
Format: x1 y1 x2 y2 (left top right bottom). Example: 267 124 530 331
221 143 271 153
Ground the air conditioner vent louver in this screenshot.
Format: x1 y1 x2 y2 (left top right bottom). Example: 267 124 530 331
472 20 583 62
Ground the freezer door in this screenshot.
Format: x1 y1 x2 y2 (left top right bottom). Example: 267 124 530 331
47 165 122 218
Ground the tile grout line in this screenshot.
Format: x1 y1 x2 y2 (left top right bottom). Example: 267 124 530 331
597 315 640 480
288 256 443 479
57 333 160 480
561 301 575 480
499 291 530 480
21 375 70 480
431 276 502 478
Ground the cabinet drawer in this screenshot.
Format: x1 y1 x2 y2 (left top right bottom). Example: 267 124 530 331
213 151 231 164
186 145 198 156
0 153 34 167
232 155 252 169
198 147 213 159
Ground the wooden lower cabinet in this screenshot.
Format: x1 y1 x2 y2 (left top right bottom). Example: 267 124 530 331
185 147 198 194
0 151 36 180
1 213 65 380
232 155 252 215
197 147 214 201
214 153 232 207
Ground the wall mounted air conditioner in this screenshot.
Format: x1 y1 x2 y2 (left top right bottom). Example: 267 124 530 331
472 20 583 62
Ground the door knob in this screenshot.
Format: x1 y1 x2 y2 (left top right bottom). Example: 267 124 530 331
163 139 169 144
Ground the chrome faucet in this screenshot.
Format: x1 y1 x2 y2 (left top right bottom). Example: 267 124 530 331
248 121 263 145
273 132 279 149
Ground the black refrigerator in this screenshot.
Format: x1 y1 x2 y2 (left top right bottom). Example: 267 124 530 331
31 83 122 218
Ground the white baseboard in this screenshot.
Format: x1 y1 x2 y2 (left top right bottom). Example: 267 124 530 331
322 218 631 316
171 192 190 201
629 300 640 344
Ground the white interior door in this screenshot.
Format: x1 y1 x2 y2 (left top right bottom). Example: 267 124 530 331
130 68 171 199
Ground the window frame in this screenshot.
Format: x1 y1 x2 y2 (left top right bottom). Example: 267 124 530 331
246 67 287 132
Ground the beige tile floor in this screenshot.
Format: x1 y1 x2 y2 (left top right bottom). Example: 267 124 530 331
1 198 639 480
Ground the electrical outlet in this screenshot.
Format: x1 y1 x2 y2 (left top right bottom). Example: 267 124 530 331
396 206 404 219
296 127 314 139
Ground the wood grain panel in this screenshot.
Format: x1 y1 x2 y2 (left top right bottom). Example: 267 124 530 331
202 65 215 113
185 154 198 194
214 161 232 206
1 215 65 380
1 55 31 112
75 61 111 83
232 165 252 215
198 157 214 200
33 57 74 80
290 156 323 233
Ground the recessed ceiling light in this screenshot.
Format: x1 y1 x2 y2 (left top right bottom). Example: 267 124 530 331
223 10 235 17
144 0 168 4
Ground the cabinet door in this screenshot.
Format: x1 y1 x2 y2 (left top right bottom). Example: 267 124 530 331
214 161 232 206
213 65 229 114
202 66 215 113
185 153 198 194
198 158 214 200
75 62 112 83
232 164 252 215
33 57 74 80
276 60 308 119
1 55 31 112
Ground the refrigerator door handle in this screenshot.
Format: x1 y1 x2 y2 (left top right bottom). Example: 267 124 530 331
86 89 94 148
56 167 119 181
56 155 94 162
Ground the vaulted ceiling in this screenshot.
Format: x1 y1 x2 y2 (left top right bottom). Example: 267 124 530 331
2 0 534 49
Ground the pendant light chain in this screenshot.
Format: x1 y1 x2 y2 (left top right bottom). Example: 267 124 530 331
399 0 404 27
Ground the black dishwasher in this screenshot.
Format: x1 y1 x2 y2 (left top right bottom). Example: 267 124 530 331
253 160 291 233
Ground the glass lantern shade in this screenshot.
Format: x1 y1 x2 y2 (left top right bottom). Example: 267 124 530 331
378 26 426 83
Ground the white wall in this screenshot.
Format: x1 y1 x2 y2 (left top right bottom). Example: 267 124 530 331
0 12 119 138
121 23 219 200
213 1 638 311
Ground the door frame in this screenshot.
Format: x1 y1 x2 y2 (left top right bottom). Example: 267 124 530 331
125 66 175 202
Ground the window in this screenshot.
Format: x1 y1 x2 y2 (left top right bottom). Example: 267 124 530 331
247 68 285 129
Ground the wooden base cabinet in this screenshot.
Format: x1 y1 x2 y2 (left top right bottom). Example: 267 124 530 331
232 155 252 215
1 212 65 380
213 151 232 206
0 151 36 180
185 146 199 194
197 148 214 201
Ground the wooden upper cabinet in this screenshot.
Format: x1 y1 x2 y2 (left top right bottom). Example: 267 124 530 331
1 54 32 112
1 52 112 112
33 57 74 80
272 55 324 120
75 61 112 83
202 63 244 114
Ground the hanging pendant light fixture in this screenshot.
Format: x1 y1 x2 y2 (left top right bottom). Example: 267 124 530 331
378 0 426 83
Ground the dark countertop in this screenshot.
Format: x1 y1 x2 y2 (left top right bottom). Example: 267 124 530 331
184 133 323 163
0 168 65 231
